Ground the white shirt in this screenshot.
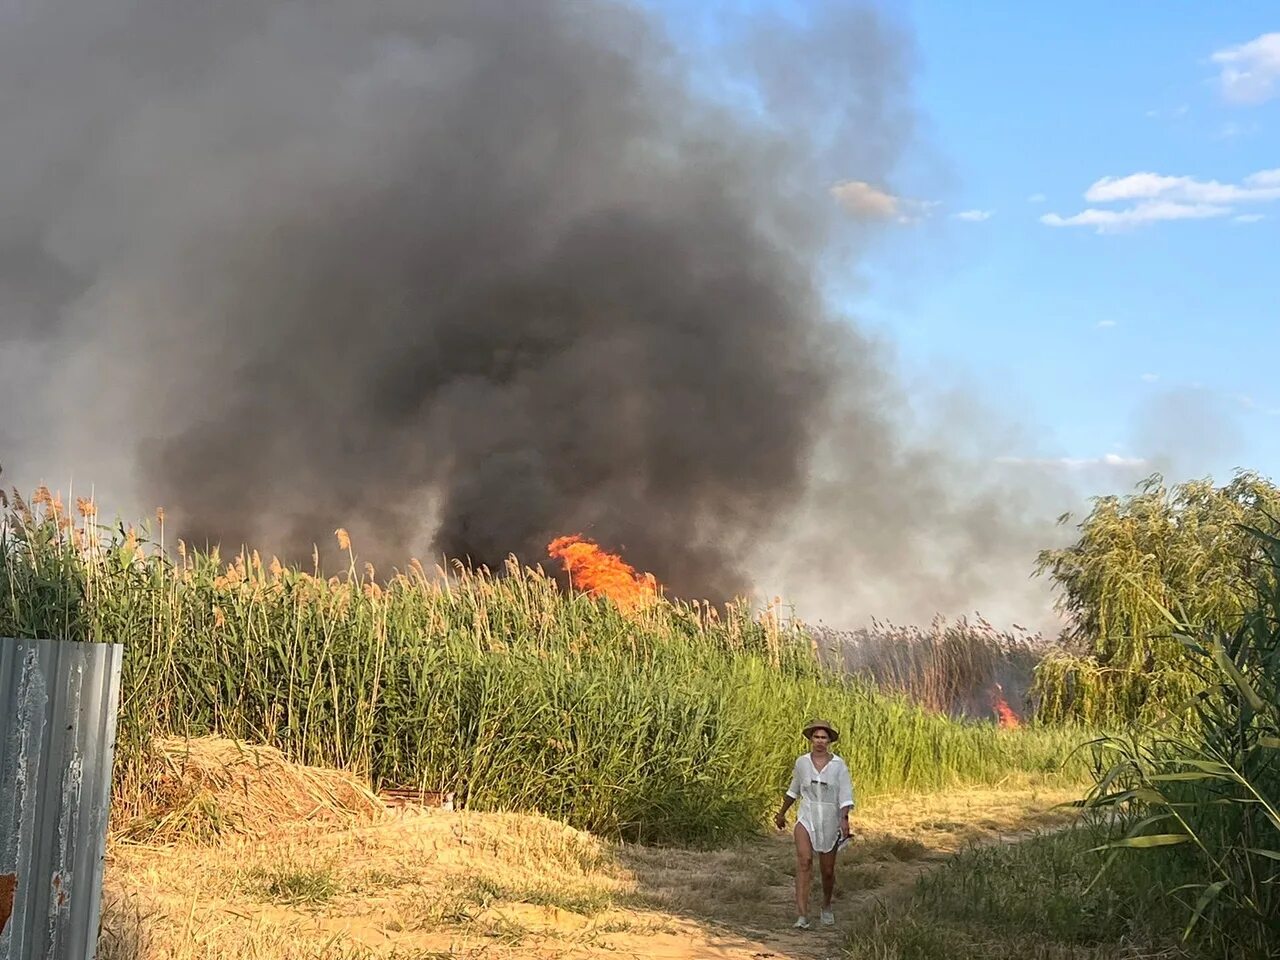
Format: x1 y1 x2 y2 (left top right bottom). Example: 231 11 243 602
786 753 855 854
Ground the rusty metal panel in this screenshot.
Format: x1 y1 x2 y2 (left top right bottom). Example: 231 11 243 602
0 638 123 960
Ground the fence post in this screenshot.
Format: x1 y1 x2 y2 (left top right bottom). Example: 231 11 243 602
0 638 123 960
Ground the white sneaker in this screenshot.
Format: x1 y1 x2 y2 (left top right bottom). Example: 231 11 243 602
820 909 835 926
793 916 811 930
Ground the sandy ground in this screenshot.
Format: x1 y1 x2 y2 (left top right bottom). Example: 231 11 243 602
99 773 1080 960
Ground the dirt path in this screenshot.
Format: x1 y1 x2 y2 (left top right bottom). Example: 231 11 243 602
614 781 1081 960
101 779 1081 960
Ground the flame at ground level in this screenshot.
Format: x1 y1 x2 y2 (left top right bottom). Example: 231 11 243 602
992 684 1021 729
547 535 659 612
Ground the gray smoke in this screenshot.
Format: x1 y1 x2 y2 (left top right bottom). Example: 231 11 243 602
0 0 1076 625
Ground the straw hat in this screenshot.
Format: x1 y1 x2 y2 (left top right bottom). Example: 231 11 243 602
802 719 839 742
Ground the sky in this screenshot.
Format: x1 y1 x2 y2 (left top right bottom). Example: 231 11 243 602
1 0 1274 628
649 1 1280 495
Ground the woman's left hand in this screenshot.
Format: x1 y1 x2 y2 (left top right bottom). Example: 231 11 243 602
841 818 851 839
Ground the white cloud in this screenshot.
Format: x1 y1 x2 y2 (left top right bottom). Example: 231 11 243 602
1096 320 1117 328
1216 120 1260 140
1026 193 1046 203
1212 32 1280 104
953 209 993 222
1042 167 1280 232
994 453 1149 470
1102 454 1149 467
1145 104 1189 120
1235 213 1266 223
1041 201 1230 233
1083 170 1280 205
1233 394 1280 416
1141 373 1160 382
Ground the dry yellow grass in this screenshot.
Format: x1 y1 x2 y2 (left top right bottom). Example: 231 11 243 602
99 738 1081 960
112 737 386 843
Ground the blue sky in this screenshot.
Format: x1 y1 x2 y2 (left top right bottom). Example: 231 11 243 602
649 1 1280 494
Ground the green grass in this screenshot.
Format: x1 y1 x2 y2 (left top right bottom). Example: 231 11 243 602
246 864 340 906
845 822 1195 960
1 491 1089 845
461 876 613 916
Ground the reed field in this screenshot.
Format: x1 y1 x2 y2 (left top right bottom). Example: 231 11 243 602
813 615 1046 721
7 476 1277 957
0 487 1087 846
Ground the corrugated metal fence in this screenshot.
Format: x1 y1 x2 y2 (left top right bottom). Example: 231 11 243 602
0 638 123 960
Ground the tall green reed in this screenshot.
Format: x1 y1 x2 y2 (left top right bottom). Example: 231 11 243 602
1 489 1085 845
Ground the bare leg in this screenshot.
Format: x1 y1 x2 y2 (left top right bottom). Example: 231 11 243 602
793 823 814 918
818 849 837 908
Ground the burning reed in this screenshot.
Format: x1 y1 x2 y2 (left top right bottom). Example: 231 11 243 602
811 616 1046 725
546 534 659 612
0 491 1086 844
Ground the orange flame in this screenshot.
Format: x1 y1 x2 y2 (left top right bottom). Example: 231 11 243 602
992 683 1021 729
547 535 659 612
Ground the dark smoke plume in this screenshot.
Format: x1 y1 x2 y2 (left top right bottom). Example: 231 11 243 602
0 0 1083 625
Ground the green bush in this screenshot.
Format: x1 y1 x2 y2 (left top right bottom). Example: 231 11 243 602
1033 471 1280 725
1082 522 1280 958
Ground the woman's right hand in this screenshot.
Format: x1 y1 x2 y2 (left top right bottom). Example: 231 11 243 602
774 812 787 831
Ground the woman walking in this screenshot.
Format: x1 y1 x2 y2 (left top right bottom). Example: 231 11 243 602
774 719 854 929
